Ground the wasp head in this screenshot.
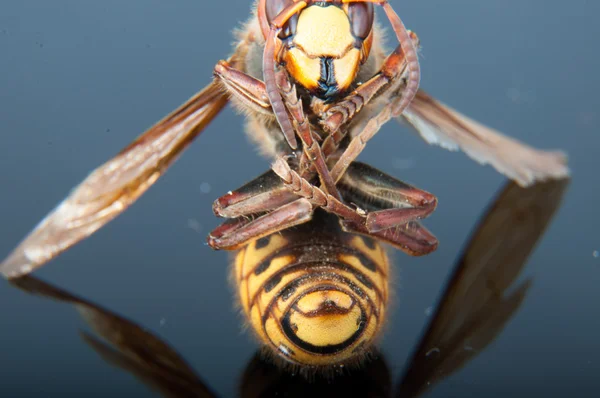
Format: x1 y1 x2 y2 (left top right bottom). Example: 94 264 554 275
259 0 374 99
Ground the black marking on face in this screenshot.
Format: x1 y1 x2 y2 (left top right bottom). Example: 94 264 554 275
317 57 339 98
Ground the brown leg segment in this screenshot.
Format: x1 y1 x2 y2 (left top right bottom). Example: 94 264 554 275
213 60 272 116
207 198 313 250
330 104 393 183
325 31 420 183
321 31 420 135
275 68 342 200
215 44 340 201
272 158 364 224
338 162 437 233
271 157 438 256
262 0 310 150
342 219 438 256
212 169 298 218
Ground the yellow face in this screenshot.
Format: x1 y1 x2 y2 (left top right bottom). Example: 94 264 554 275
283 5 365 98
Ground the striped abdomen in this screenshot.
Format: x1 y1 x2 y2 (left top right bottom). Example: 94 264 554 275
233 210 390 368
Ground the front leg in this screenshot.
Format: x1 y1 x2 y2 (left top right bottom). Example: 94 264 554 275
213 60 272 116
275 68 342 200
320 31 421 135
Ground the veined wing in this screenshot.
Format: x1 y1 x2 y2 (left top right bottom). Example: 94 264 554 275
401 90 570 187
1 81 229 279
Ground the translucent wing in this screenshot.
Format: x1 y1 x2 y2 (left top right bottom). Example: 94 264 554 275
1 81 229 279
401 90 570 187
397 178 569 397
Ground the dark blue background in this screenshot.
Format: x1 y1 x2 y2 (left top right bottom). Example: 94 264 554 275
1 1 598 397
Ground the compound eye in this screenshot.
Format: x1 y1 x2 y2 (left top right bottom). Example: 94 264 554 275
347 3 374 40
265 0 298 39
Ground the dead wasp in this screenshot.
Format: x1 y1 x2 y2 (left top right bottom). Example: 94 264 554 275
0 0 568 280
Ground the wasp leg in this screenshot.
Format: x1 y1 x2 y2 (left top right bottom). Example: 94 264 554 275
272 158 438 256
213 60 273 116
317 71 397 167
342 219 438 256
207 198 313 250
320 33 420 180
214 61 341 200
329 90 409 183
275 68 342 200
272 157 365 224
322 31 420 134
321 32 418 135
213 169 298 218
338 162 437 233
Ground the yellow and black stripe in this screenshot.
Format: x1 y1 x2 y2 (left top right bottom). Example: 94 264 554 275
233 210 389 368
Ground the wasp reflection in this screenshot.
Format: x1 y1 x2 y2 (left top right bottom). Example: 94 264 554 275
8 178 568 397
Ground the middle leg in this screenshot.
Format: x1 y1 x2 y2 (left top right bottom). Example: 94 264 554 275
208 198 313 250
338 162 437 233
209 169 312 250
271 157 438 256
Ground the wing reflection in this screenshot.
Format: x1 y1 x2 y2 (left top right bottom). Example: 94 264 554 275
396 178 569 397
10 276 217 398
8 178 568 397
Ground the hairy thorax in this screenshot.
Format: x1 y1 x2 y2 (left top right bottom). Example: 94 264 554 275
230 16 388 162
